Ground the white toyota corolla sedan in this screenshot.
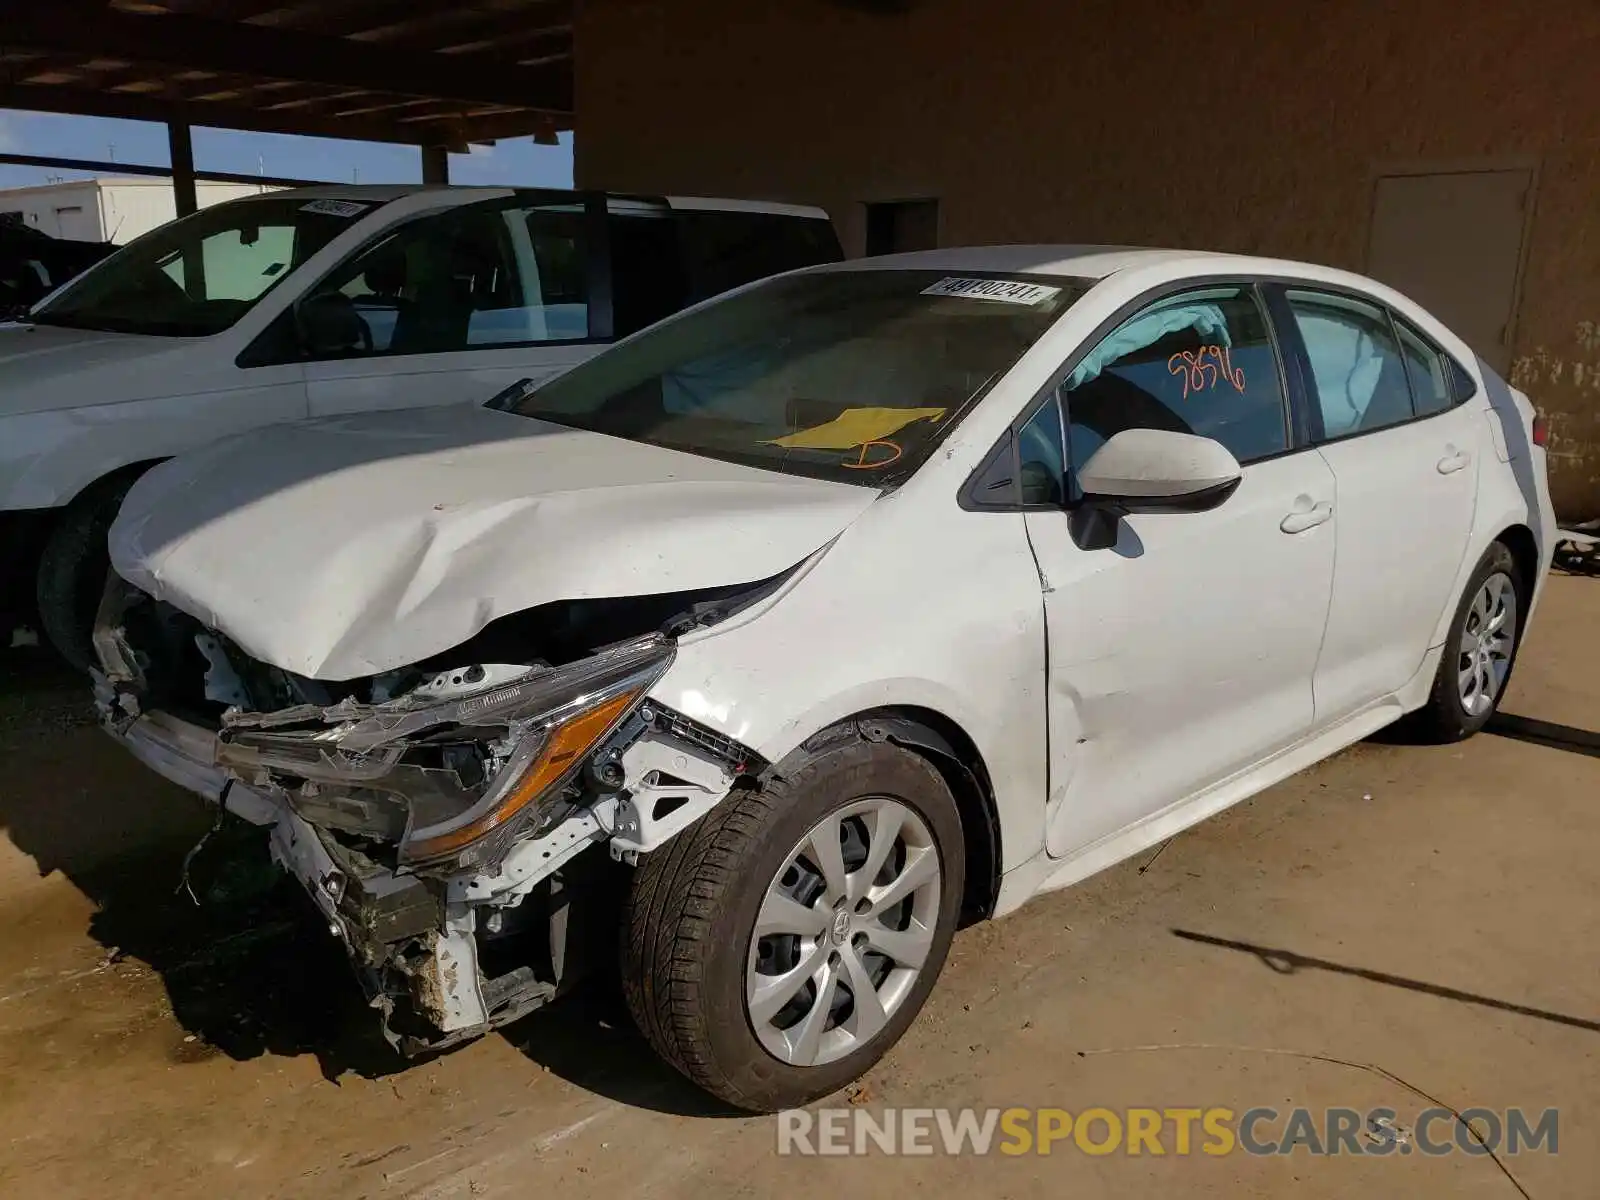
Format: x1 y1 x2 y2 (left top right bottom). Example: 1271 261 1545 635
93 246 1556 1112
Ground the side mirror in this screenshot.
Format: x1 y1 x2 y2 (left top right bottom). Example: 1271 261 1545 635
1071 429 1242 549
296 292 371 358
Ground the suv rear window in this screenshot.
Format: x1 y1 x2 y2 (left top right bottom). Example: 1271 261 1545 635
608 208 843 338
675 210 843 303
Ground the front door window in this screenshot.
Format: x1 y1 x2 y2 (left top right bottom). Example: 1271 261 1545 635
305 201 591 358
1059 286 1288 496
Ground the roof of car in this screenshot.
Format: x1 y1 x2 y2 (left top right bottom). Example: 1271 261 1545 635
826 244 1247 280
224 185 829 219
227 184 497 203
663 196 831 219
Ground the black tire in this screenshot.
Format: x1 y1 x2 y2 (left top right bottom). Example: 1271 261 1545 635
621 728 965 1112
35 475 139 673
1407 541 1523 743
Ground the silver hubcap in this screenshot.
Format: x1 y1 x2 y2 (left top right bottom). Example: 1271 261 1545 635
1458 571 1517 717
746 797 941 1067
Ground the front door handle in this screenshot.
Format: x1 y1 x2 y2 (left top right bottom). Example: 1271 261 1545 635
1437 448 1471 475
1280 500 1334 534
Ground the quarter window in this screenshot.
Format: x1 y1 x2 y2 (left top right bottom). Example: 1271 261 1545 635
1284 290 1413 438
1059 286 1288 491
1017 395 1067 506
1394 317 1452 417
1446 355 1479 403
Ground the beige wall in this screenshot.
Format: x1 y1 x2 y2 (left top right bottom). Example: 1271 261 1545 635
575 0 1600 518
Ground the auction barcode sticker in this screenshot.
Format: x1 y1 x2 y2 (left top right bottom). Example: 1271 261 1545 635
921 277 1062 305
300 199 372 218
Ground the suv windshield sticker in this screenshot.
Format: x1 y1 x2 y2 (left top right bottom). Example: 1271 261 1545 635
299 199 372 218
921 277 1062 305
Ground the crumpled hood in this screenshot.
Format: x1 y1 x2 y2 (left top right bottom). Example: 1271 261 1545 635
111 404 879 679
0 323 200 416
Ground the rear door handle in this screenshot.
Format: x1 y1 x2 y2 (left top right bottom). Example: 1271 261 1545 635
1437 448 1471 475
1280 500 1333 534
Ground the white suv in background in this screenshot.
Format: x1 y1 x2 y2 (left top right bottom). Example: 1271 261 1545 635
0 185 841 666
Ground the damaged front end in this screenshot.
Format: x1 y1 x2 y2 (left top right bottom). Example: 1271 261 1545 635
93 575 763 1052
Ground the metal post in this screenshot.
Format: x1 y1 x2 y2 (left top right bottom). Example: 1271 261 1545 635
167 121 198 217
420 145 450 185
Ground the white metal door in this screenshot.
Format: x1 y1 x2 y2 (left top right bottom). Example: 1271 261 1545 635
304 345 593 417
1281 287 1480 721
1033 453 1337 858
1312 408 1479 720
300 197 599 416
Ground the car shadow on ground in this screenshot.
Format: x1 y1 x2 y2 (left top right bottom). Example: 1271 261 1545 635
1362 707 1600 757
0 646 403 1081
1485 711 1600 758
0 646 739 1111
499 988 744 1118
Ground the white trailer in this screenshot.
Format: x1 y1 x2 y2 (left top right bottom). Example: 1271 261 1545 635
0 177 274 244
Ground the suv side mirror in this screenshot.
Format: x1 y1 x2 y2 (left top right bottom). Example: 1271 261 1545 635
296 292 371 358
1071 429 1242 549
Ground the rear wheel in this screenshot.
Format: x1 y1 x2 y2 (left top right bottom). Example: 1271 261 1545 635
1409 542 1522 742
621 732 964 1112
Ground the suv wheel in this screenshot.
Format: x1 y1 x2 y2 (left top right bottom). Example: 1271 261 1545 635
621 732 964 1112
35 475 138 673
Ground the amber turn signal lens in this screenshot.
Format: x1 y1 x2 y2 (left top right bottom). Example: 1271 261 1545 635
404 688 641 862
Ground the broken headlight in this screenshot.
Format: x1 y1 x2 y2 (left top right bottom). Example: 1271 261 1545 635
218 636 674 873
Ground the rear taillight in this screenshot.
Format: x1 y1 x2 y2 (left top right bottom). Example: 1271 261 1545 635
1532 413 1549 448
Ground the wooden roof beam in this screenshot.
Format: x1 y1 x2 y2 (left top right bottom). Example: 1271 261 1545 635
0 80 560 146
1 2 570 110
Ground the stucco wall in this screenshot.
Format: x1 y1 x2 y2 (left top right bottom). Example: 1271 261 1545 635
575 0 1600 518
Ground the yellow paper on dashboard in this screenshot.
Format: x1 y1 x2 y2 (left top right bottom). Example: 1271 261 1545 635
767 406 948 449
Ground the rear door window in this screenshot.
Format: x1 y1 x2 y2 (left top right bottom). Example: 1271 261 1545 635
1284 289 1414 439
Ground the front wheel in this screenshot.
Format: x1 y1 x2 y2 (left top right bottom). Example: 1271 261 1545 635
34 474 140 673
621 732 965 1112
1409 541 1523 742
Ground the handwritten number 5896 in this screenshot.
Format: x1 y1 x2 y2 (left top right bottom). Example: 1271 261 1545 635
1167 345 1246 398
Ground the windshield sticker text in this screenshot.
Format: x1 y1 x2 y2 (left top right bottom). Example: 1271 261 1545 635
840 440 904 469
299 199 372 218
922 277 1062 306
1168 346 1245 397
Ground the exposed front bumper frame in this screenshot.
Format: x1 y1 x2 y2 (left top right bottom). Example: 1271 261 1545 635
93 680 498 1041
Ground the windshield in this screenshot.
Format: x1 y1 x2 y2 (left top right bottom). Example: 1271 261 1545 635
30 196 378 336
508 269 1084 485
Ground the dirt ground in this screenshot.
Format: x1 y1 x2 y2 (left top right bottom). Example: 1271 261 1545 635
0 574 1595 1200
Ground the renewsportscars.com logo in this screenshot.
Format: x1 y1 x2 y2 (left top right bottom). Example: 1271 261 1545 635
776 1106 1559 1158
